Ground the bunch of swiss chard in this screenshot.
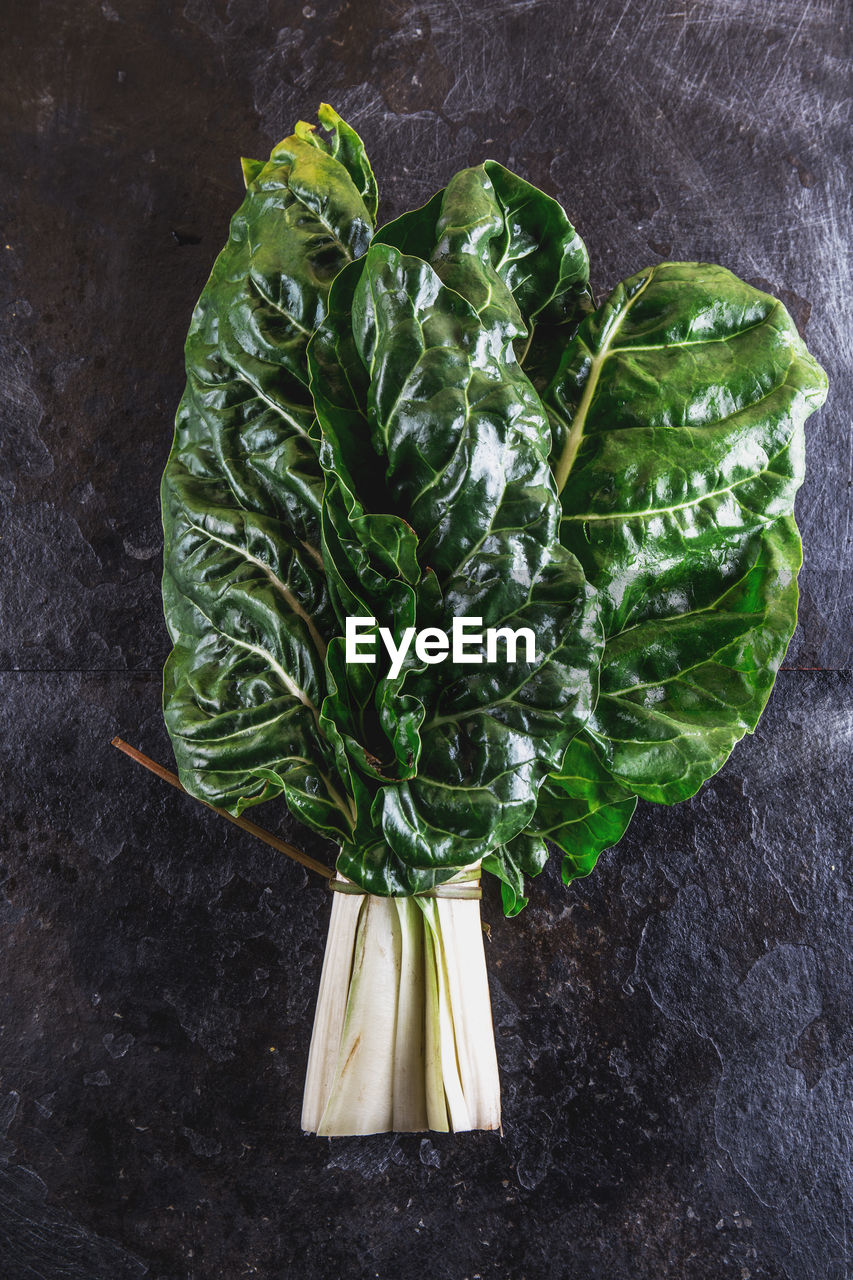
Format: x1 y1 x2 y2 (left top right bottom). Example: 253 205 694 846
160 106 827 1134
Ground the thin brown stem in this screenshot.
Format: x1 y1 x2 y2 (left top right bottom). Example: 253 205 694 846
111 738 333 881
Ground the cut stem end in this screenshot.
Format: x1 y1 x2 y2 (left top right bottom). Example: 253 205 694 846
301 880 501 1136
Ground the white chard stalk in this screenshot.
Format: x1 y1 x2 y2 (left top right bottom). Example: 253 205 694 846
301 873 501 1136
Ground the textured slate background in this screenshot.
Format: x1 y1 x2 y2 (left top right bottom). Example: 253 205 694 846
1 1 850 1277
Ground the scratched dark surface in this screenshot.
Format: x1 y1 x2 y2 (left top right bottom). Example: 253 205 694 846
1 2 851 1278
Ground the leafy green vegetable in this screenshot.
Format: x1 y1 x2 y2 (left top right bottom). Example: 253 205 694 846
161 107 376 840
370 163 620 905
162 110 827 913
373 173 827 904
533 263 826 854
310 240 600 893
162 112 600 898
490 262 825 899
160 111 828 1135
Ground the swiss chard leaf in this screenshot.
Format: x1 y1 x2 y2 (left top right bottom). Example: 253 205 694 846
375 159 592 345
368 166 612 901
434 247 826 905
309 241 601 889
531 738 637 881
484 737 637 910
162 128 828 914
482 830 549 917
547 263 826 806
293 102 379 222
162 111 376 833
490 265 825 904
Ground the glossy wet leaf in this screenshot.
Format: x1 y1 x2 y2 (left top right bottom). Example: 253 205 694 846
432 248 826 905
162 110 376 834
482 831 549 917
546 263 826 804
161 127 828 912
310 241 601 890
376 159 592 349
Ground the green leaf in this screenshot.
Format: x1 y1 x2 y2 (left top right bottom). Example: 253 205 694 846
488 261 825 906
240 157 265 188
484 735 637 911
162 111 377 830
292 102 379 222
547 263 827 804
531 736 637 881
367 163 601 905
483 831 549 916
375 158 592 346
309 241 601 889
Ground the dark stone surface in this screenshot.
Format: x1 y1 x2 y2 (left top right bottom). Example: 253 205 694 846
0 2 850 1277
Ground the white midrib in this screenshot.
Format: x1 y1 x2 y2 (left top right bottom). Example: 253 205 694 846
560 358 796 525
560 464 782 524
190 364 313 442
189 588 321 732
188 521 327 659
248 274 313 338
553 272 654 494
